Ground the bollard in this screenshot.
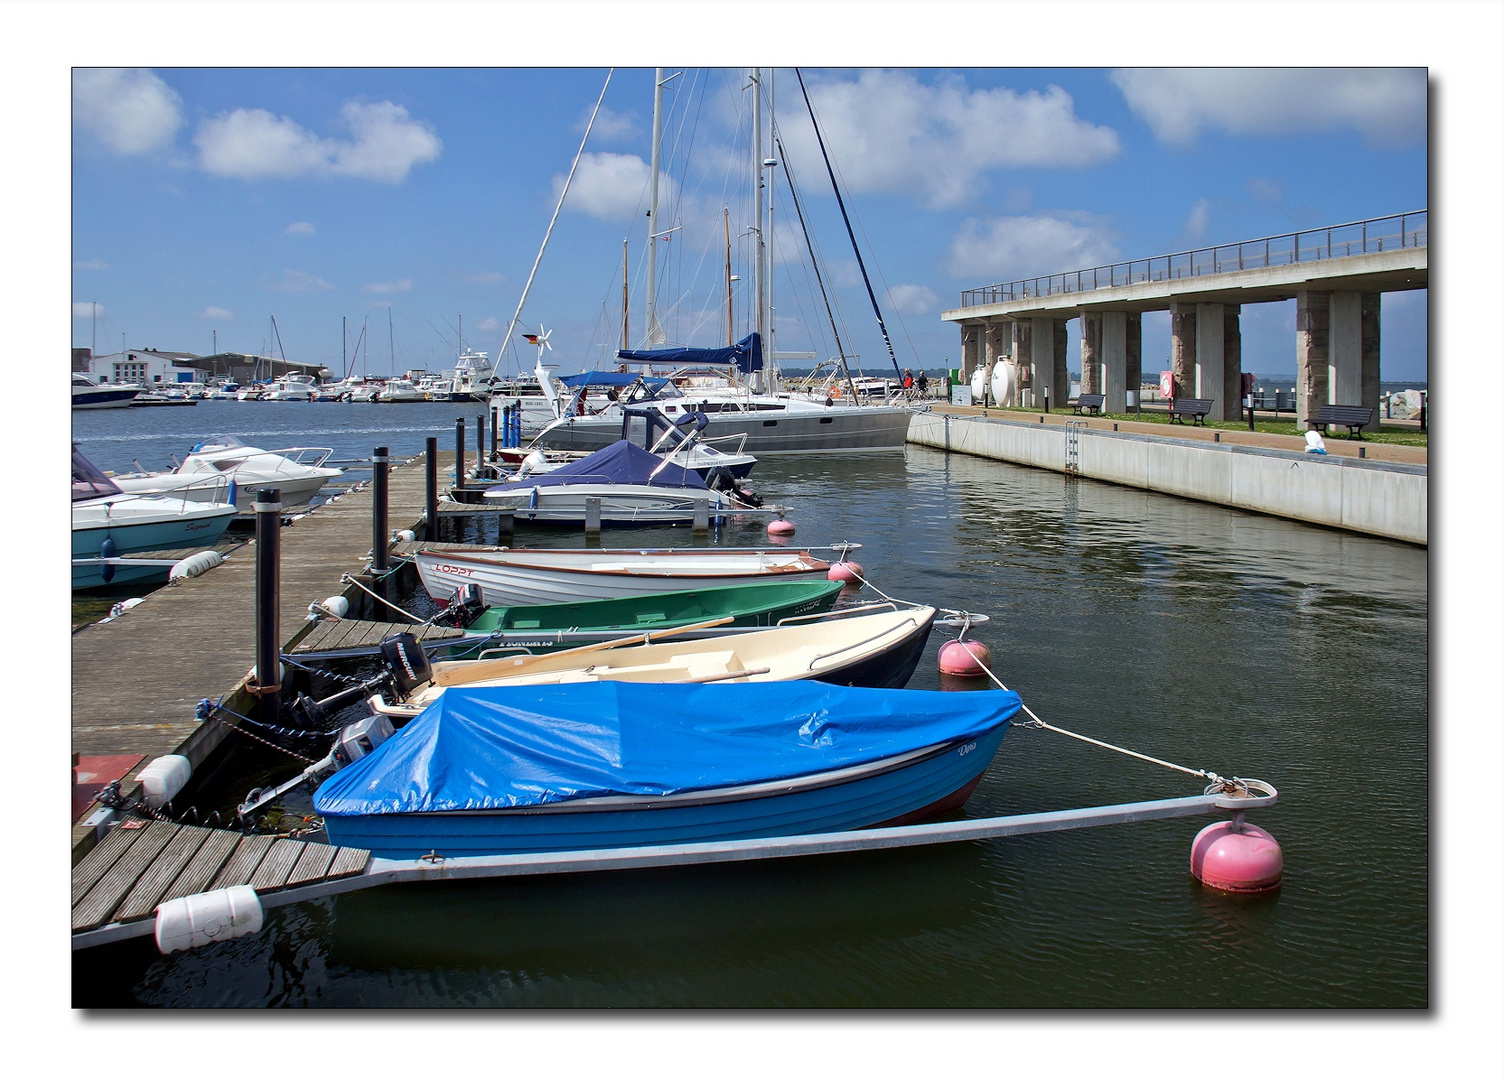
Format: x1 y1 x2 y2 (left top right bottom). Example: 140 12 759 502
490 406 500 461
455 418 467 491
1246 394 1255 431
693 497 709 533
584 496 602 536
253 487 282 725
424 437 439 542
1043 390 1050 415
478 414 487 473
371 447 390 573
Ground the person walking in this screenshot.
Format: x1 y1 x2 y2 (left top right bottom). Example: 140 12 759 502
916 371 929 397
902 368 913 391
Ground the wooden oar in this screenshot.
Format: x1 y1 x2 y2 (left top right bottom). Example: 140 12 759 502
431 615 736 687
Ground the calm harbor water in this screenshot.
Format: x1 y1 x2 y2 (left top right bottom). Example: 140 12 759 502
71 402 1428 1008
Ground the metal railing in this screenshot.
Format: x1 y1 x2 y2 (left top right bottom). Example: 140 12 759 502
959 210 1427 308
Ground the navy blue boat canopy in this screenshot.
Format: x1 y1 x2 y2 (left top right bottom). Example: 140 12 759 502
484 439 707 493
314 681 1021 817
557 371 671 391
617 332 762 374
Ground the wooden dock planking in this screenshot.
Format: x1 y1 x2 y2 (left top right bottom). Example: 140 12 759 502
156 828 242 905
112 826 213 922
72 454 444 771
71 823 376 937
290 619 466 657
73 821 180 930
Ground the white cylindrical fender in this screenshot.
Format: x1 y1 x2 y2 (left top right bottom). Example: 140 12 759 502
136 754 192 809
154 885 264 954
316 595 350 619
169 550 225 581
395 529 416 542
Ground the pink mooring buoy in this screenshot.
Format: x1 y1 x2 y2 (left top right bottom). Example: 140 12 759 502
1189 818 1284 893
767 517 796 537
938 638 992 677
828 560 864 585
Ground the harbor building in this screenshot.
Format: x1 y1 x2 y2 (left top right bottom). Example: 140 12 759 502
77 348 329 388
943 211 1427 431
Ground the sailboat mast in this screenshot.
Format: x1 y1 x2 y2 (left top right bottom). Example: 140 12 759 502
388 308 395 377
621 238 630 352
342 316 348 379
751 68 766 354
645 67 665 348
725 208 734 346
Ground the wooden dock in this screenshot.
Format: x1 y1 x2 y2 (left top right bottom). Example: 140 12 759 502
72 819 369 940
290 618 469 659
70 451 449 843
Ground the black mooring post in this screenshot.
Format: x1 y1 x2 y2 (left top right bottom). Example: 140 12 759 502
372 446 390 573
253 486 282 725
478 414 487 469
1043 389 1051 415
455 418 466 491
491 405 500 459
424 437 439 541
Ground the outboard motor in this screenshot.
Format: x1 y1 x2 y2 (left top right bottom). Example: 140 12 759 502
379 632 434 695
706 466 736 494
438 582 486 627
331 713 396 767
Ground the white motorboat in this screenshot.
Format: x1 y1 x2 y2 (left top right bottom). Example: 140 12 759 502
377 377 428 403
414 544 832 608
72 446 238 589
110 435 343 507
262 373 319 401
72 373 140 409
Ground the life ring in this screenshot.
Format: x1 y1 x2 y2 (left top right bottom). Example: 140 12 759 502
830 385 843 399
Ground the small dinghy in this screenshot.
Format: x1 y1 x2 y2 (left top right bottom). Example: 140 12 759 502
414 545 832 608
315 680 1021 858
367 605 937 720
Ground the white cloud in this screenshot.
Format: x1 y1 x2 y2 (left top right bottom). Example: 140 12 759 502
73 301 101 318
285 221 316 235
945 214 1121 281
1110 69 1426 147
475 317 501 332
557 152 664 220
1245 177 1283 204
74 259 110 271
780 70 1120 210
269 269 334 292
1184 198 1212 240
578 105 639 142
195 101 441 182
886 284 939 317
198 306 234 320
361 279 412 294
73 69 183 154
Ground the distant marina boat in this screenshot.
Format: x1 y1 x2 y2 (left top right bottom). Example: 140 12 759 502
72 373 140 410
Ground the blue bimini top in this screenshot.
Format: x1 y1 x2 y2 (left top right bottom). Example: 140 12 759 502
314 681 1021 817
484 439 707 493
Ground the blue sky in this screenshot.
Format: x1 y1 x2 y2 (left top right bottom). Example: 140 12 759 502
72 65 1430 381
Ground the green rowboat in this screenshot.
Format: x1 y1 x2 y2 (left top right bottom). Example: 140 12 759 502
451 578 847 655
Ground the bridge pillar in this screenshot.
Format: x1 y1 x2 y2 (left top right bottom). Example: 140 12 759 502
1222 305 1243 423
1126 312 1142 408
1171 302 1196 400
1012 319 1034 405
1052 318 1069 408
960 322 982 384
1189 302 1242 421
1296 290 1329 429
1101 311 1126 413
1080 312 1101 396
1329 291 1382 429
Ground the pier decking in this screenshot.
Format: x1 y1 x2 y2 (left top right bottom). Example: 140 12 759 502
71 451 446 839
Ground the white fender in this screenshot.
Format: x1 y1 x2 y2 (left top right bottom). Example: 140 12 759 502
154 886 264 953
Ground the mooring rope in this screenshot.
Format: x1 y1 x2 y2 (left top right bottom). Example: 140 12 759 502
339 572 426 624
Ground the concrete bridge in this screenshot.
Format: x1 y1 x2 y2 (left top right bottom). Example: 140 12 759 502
941 211 1428 430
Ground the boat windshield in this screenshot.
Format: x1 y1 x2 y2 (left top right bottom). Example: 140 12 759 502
190 435 246 453
72 446 123 501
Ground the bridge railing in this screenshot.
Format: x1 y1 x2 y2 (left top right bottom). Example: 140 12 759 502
959 210 1428 307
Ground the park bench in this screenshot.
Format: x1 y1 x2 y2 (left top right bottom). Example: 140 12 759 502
1311 404 1377 439
1073 393 1105 416
1169 398 1214 426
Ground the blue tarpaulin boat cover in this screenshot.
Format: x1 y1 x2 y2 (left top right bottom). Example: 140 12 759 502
485 439 708 493
314 682 1021 816
617 332 763 374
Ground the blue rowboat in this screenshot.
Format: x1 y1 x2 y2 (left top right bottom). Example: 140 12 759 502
315 681 1020 859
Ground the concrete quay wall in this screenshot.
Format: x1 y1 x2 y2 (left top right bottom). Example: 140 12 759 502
907 412 1426 546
